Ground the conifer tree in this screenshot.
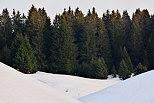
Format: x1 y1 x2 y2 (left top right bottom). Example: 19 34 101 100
42 17 52 72
146 27 154 69
111 10 125 69
121 47 134 72
131 9 150 66
135 63 147 75
12 33 37 73
73 8 87 64
89 58 108 79
49 11 76 74
26 5 46 70
0 9 12 63
12 10 25 34
122 10 133 53
118 59 131 80
84 8 97 62
96 17 112 72
103 10 125 70
0 46 11 65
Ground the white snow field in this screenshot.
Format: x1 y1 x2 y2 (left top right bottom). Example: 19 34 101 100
80 70 154 103
0 62 81 103
30 72 119 98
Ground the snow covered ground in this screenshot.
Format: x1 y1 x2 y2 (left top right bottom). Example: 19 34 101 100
80 70 154 103
30 72 119 98
0 62 81 103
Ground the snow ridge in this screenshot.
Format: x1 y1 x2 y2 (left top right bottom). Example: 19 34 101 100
80 70 154 103
0 62 81 103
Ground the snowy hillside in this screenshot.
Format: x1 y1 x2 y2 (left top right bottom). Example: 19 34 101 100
30 72 119 98
80 70 154 103
0 62 81 103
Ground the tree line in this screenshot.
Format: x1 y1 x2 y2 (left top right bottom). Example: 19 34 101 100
0 5 153 79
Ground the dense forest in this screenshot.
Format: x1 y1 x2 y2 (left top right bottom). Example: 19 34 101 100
0 5 153 79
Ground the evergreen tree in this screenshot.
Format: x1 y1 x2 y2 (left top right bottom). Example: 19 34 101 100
96 16 113 72
118 59 131 80
12 10 25 34
111 10 125 69
84 8 97 62
12 33 37 73
121 47 134 72
122 10 133 54
26 5 46 70
147 35 154 69
0 46 11 64
73 8 87 64
131 9 151 66
0 9 12 63
147 15 154 69
42 17 52 72
103 10 125 70
88 58 108 79
49 11 76 74
135 63 147 75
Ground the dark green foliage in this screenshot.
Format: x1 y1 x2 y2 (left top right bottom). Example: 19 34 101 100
0 9 12 63
11 33 37 73
0 46 11 65
49 9 76 74
103 10 125 70
122 10 132 48
134 63 147 75
0 6 153 79
111 65 116 77
96 17 112 72
121 47 134 72
75 58 108 79
74 63 90 77
131 9 151 67
12 10 25 34
26 5 46 70
42 17 52 72
89 58 108 79
118 59 131 80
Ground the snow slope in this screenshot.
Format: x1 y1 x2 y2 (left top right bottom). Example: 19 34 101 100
80 70 154 103
30 72 119 98
0 62 81 103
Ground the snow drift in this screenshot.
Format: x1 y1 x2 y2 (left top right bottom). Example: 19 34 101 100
80 70 154 103
0 62 81 103
30 72 119 98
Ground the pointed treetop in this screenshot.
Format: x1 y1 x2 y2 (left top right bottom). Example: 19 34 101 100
87 9 92 16
69 6 71 11
17 11 20 15
106 9 110 14
135 8 141 15
13 9 16 16
142 9 150 17
92 7 98 17
32 5 35 9
123 10 128 15
2 8 9 15
63 8 67 15
116 9 121 18
122 10 130 18
111 10 115 16
92 7 96 14
75 7 83 17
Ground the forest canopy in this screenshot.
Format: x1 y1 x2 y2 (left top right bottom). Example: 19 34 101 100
0 6 153 80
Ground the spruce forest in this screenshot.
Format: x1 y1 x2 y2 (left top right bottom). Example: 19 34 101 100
0 5 153 80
